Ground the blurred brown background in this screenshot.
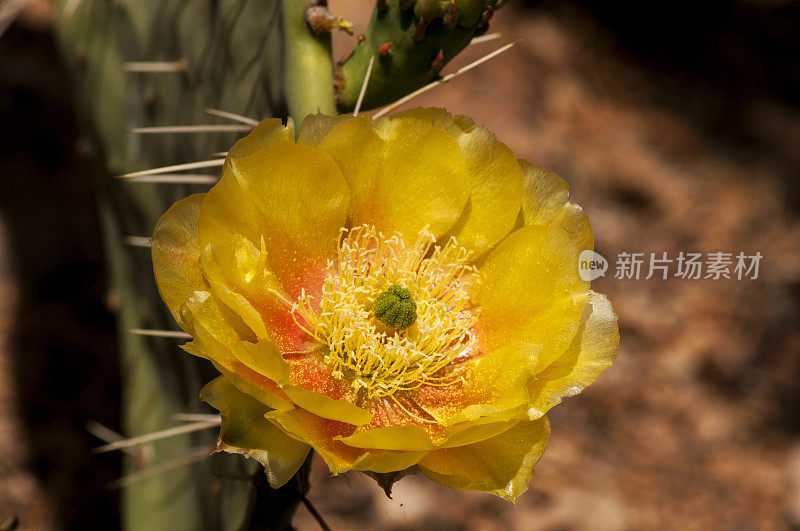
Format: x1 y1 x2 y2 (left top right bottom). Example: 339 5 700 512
1 0 799 529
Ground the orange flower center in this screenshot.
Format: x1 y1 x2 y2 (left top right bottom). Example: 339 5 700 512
292 225 478 398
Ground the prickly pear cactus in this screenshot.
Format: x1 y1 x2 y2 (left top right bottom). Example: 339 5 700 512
337 0 507 111
54 1 297 530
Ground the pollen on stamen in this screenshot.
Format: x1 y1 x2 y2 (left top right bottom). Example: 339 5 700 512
292 224 478 399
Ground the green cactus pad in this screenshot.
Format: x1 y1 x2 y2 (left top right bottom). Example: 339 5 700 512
337 0 504 111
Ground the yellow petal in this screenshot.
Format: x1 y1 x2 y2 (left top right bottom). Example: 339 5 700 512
230 339 290 385
415 343 540 426
226 117 294 160
281 349 373 425
352 450 428 473
266 404 425 474
418 417 550 503
335 423 436 451
520 161 593 252
315 114 471 239
197 235 309 351
333 407 518 451
440 418 520 449
180 290 251 342
527 291 619 419
201 377 310 488
180 291 293 411
184 346 293 412
281 384 373 426
476 224 589 360
343 397 518 449
265 408 365 474
461 342 542 420
208 360 294 412
199 244 269 339
391 108 523 257
151 194 208 332
198 140 349 298
297 113 349 146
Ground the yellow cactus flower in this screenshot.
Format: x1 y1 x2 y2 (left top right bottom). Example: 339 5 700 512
151 108 619 502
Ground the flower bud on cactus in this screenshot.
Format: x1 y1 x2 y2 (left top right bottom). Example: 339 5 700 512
306 4 354 35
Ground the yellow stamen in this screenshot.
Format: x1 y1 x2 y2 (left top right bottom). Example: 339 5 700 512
293 225 478 399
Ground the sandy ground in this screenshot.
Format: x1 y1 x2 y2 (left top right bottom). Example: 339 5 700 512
2 1 800 529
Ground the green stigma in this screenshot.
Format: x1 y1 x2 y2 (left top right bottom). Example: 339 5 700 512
373 285 417 329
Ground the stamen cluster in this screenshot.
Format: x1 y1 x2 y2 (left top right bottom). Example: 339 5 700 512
293 225 478 398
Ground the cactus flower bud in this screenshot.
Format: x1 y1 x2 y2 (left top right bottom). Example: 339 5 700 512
306 4 354 35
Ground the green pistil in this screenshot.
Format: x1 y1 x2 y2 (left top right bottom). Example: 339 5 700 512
373 284 417 329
